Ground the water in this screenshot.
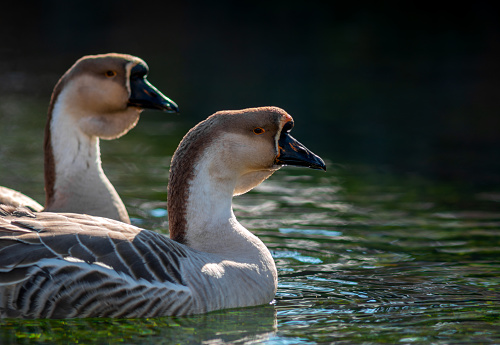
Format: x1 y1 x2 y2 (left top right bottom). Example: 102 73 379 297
1 97 499 344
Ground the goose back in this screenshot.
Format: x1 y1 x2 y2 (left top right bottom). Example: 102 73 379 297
0 187 43 212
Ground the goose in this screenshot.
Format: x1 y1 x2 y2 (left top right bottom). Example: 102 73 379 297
0 53 179 223
0 106 326 319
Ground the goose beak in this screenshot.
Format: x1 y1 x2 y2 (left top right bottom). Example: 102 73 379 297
275 132 326 171
128 78 180 113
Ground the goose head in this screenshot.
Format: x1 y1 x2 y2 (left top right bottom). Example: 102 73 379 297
48 53 179 140
168 106 325 245
43 54 179 222
208 106 326 196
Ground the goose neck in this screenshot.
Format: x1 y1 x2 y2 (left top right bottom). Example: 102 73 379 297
184 154 238 247
43 100 128 222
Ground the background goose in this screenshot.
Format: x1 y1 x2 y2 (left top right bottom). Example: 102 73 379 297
0 106 325 319
0 53 179 223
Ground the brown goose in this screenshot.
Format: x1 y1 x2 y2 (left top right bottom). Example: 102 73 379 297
0 106 325 319
0 53 179 223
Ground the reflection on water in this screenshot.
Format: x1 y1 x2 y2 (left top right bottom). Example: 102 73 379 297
255 168 500 344
0 307 277 344
0 98 499 344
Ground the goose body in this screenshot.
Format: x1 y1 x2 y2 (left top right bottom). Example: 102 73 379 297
0 187 43 212
0 107 325 319
0 53 178 223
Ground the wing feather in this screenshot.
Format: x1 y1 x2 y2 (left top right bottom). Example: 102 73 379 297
0 206 190 286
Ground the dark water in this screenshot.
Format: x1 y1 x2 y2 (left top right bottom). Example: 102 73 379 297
0 98 499 344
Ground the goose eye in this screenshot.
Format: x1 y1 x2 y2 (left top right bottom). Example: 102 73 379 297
253 127 265 135
105 70 116 77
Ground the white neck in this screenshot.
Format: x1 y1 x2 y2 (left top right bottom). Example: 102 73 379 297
183 146 271 261
184 155 237 252
44 93 129 223
180 147 278 308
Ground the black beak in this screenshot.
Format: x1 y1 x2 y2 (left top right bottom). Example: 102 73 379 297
128 70 179 113
275 131 326 171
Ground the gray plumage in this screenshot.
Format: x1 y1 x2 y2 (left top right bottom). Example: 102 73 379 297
0 206 197 318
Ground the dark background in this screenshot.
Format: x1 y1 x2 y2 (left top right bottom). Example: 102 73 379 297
1 1 499 186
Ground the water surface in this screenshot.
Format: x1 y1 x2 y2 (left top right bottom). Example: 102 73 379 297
0 98 499 344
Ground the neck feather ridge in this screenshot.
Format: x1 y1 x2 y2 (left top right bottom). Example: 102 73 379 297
168 118 225 244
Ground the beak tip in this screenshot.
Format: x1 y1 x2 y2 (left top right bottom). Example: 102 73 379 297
164 100 180 113
312 160 327 171
166 105 180 113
